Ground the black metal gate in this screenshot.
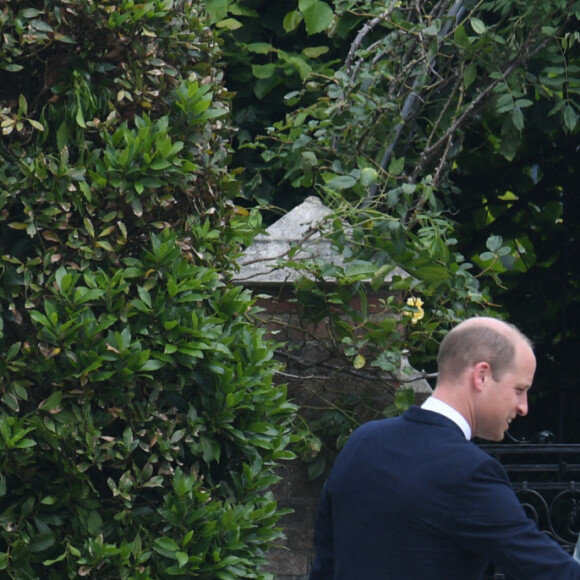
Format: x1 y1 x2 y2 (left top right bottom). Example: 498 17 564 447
479 434 580 579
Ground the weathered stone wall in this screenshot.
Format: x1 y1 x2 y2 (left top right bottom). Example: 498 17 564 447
262 460 325 579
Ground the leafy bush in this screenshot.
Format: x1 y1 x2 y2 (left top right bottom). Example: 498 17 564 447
0 1 294 578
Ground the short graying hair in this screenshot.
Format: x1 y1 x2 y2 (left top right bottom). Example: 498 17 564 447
437 321 532 382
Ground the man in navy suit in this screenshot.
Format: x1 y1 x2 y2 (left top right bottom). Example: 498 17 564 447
309 316 580 579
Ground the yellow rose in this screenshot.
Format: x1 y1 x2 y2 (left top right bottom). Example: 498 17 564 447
404 296 424 324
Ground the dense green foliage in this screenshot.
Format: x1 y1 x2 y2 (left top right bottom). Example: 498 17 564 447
0 1 294 578
451 105 580 441
214 0 579 202
208 0 580 463
212 0 580 349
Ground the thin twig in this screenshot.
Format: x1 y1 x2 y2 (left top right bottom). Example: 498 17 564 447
345 4 400 76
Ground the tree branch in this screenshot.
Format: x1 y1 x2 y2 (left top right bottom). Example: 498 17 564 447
361 0 466 208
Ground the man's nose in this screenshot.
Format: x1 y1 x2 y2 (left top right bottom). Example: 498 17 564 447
517 394 528 416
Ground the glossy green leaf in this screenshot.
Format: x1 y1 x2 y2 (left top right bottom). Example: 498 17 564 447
298 0 334 35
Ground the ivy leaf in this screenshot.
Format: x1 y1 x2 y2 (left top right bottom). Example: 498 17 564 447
325 175 356 190
283 10 303 33
470 17 486 34
486 235 504 252
394 388 415 411
388 156 405 176
359 167 377 187
298 0 334 36
512 107 524 131
464 62 477 89
205 0 228 23
307 456 326 480
414 264 450 284
246 42 275 55
302 45 329 58
564 104 578 131
252 63 278 80
216 18 242 31
453 23 470 49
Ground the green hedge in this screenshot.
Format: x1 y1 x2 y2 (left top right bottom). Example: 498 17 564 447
0 1 294 578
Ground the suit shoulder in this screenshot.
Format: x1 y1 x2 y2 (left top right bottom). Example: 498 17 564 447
341 416 404 447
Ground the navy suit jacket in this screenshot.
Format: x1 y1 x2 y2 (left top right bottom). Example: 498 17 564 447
309 406 580 579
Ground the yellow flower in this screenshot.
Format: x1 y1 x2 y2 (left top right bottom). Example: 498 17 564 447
404 296 424 324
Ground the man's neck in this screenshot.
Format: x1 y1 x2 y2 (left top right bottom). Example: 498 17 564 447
421 396 472 440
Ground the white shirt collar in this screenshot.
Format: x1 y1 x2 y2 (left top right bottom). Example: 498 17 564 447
421 396 472 440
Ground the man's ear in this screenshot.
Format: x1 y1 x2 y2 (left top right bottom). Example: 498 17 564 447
472 361 491 392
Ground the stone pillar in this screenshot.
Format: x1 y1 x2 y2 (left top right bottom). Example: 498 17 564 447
233 197 432 578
